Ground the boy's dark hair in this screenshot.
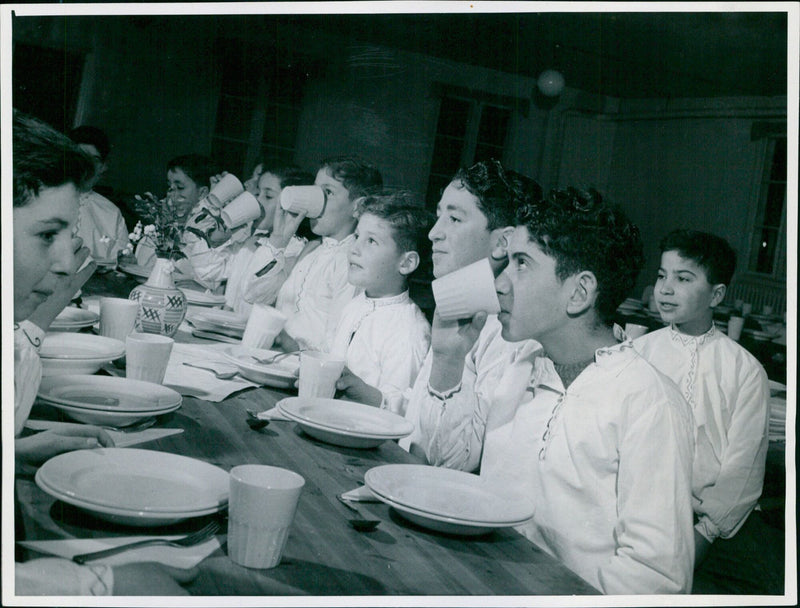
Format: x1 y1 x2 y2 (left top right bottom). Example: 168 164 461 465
355 189 433 255
13 109 95 208
517 187 644 326
320 156 383 200
67 125 111 161
167 154 219 189
453 159 543 230
659 229 737 286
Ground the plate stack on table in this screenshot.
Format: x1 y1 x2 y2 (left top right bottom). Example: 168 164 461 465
277 397 414 448
36 374 182 426
365 464 534 536
768 381 787 443
180 288 226 308
34 448 228 526
186 309 247 342
39 333 125 376
222 346 300 388
616 297 644 315
49 307 100 332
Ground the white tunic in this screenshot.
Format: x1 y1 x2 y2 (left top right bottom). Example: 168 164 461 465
14 321 45 436
16 559 113 595
399 316 529 472
481 341 696 594
330 291 431 414
634 324 770 542
75 191 129 261
275 235 357 352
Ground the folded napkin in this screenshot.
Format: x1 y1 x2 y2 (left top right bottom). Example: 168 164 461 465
19 535 220 568
24 420 184 448
164 342 257 402
340 485 380 503
252 406 291 422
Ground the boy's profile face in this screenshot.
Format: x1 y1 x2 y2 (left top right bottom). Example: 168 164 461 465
311 167 357 240
348 212 409 298
255 172 282 230
167 167 207 218
77 143 106 189
655 250 723 335
429 181 493 278
495 226 571 344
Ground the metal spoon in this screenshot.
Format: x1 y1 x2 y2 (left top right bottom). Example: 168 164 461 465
337 494 380 532
182 362 239 379
250 350 302 365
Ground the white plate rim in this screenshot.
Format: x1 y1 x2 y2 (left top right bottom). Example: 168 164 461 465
37 375 182 412
222 347 299 379
278 397 414 439
40 334 125 361
180 288 226 306
189 310 247 329
50 308 100 328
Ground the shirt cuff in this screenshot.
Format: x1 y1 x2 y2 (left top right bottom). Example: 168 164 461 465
18 320 46 351
426 381 462 402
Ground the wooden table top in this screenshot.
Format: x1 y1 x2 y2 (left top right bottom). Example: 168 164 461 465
19 266 599 596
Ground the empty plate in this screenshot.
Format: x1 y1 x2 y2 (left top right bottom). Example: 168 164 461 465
222 346 299 388
49 307 100 332
277 397 414 448
180 288 226 307
40 333 125 376
35 448 228 526
188 310 247 338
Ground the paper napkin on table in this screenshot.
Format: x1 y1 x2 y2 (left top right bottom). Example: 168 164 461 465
24 420 184 448
340 485 380 502
18 535 220 568
163 342 257 402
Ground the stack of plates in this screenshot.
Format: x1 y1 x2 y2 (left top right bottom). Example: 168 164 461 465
222 346 299 388
187 310 247 339
49 307 100 332
180 288 226 307
35 448 228 526
365 464 534 536
117 262 151 282
769 396 786 442
742 328 779 342
617 298 644 314
277 397 414 449
37 374 182 426
40 333 125 376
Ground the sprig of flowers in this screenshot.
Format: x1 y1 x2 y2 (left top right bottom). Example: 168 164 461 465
123 192 188 260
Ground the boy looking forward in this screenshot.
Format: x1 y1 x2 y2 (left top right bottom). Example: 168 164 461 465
481 188 695 594
634 229 776 594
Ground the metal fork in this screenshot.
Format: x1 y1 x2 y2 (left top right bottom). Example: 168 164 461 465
72 520 220 564
250 350 302 365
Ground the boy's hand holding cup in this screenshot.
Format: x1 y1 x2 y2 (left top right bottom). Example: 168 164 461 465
242 304 288 350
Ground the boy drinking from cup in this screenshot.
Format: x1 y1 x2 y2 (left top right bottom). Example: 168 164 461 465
399 160 542 472
633 229 776 594
480 188 695 594
330 190 433 412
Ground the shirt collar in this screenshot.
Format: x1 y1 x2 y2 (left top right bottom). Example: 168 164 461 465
667 322 717 347
363 290 410 308
322 233 355 247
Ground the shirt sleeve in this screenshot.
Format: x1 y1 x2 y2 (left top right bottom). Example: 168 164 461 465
376 314 431 415
241 242 296 307
694 363 770 541
597 388 695 594
14 321 45 436
15 558 114 595
183 236 235 289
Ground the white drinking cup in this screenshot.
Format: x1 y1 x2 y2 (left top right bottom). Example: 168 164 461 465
242 304 288 349
431 257 501 322
741 302 753 317
227 465 305 569
624 323 649 340
222 191 262 229
298 351 346 399
207 173 244 208
125 332 174 383
99 297 139 342
727 316 745 341
280 185 326 219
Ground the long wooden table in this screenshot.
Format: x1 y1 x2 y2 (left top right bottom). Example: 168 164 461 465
16 270 600 596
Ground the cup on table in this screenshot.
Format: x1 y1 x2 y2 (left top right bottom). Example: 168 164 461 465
741 302 753 316
624 323 649 340
280 185 326 219
99 297 139 342
298 351 345 399
762 305 774 316
242 304 288 349
431 257 501 322
227 465 305 569
727 316 745 341
126 332 174 383
222 191 262 229
207 173 244 208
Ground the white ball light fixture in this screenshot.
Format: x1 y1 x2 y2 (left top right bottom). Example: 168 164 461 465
537 69 565 97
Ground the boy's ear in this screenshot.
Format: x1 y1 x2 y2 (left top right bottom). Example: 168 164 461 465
710 283 727 308
565 270 598 316
398 251 420 276
490 226 514 261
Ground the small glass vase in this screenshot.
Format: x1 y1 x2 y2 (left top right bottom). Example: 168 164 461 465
129 257 187 337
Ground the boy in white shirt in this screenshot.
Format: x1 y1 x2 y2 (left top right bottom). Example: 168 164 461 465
400 160 542 472
266 156 383 352
185 164 314 314
330 190 432 413
633 229 778 594
481 187 696 594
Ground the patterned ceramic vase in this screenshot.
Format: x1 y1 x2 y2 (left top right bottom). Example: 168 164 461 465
129 257 187 337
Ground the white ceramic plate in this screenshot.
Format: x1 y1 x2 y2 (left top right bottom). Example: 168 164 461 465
118 262 152 279
365 464 534 529
40 333 125 376
188 310 247 338
277 397 414 449
742 329 778 341
35 448 228 526
222 346 299 388
180 288 226 307
49 307 100 332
